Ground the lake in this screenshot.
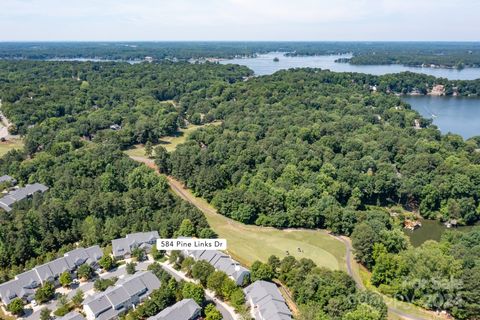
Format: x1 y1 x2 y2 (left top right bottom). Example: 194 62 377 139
404 219 477 247
220 52 480 80
222 52 480 139
404 96 480 139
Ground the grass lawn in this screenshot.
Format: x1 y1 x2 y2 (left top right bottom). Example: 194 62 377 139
207 211 347 271
0 308 16 320
0 139 23 157
167 177 347 271
124 121 222 157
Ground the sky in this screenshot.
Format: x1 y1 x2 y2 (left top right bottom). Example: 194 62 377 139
1 0 479 41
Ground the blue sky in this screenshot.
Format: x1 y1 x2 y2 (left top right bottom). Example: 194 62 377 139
1 0 479 41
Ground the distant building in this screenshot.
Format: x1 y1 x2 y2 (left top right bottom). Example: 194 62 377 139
0 246 103 305
83 271 160 320
0 183 48 212
109 124 121 131
148 299 201 320
112 231 160 259
244 280 293 320
181 247 249 286
0 175 16 185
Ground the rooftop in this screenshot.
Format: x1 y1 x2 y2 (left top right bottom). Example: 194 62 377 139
0 183 48 212
112 231 159 258
83 271 161 320
244 280 292 320
148 299 201 320
0 246 103 305
58 311 86 320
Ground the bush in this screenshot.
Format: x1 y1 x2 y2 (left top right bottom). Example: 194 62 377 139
77 263 94 280
126 262 137 274
98 255 116 271
7 298 24 316
59 271 72 287
94 277 118 292
35 282 55 304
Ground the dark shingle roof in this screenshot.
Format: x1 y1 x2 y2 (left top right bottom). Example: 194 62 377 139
148 299 201 320
58 311 86 320
0 183 48 212
0 246 103 305
83 271 161 320
244 280 292 320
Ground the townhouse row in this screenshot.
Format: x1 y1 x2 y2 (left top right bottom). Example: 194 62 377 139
83 271 160 320
0 246 103 305
60 298 201 320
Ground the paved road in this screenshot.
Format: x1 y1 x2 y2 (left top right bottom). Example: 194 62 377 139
159 262 237 320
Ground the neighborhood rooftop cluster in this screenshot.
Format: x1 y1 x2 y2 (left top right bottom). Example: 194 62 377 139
0 246 103 305
0 181 48 212
83 271 160 320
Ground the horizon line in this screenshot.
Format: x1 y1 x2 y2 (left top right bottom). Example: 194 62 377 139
0 40 479 43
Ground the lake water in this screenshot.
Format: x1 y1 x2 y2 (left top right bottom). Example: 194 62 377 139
47 58 142 64
221 52 480 80
404 219 477 247
403 96 480 139
222 52 480 139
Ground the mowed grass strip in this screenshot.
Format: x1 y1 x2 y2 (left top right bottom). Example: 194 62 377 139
0 139 23 157
208 211 346 271
167 176 347 271
125 121 222 156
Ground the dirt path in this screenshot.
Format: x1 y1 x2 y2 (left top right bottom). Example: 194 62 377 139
0 99 20 140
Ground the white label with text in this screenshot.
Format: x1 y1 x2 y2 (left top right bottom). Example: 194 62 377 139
156 238 227 251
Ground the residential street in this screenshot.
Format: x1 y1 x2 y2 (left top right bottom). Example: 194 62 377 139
159 261 237 320
22 258 237 320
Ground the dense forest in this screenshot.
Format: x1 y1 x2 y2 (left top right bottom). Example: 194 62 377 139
0 60 251 153
0 60 251 282
249 255 388 320
1 59 480 318
1 42 480 69
0 145 210 282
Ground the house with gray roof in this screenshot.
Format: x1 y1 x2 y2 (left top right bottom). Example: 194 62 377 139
83 271 160 320
112 231 159 259
0 175 16 185
148 299 201 320
182 248 249 285
244 280 292 320
0 183 48 212
58 311 86 320
0 246 103 306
